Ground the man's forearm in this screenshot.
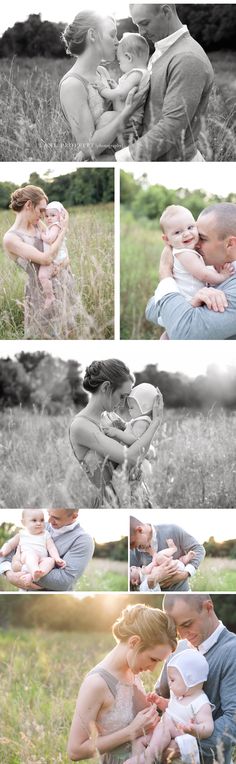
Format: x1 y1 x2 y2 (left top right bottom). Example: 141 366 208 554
147 292 236 340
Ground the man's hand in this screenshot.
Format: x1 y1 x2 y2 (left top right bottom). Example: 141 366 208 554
159 245 174 280
5 570 40 590
190 287 228 312
159 569 189 589
147 559 179 587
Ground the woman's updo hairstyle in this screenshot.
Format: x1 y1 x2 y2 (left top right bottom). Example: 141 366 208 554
10 185 48 212
62 10 104 56
83 359 134 394
112 604 177 655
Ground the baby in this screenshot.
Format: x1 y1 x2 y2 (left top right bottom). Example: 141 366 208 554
130 540 196 592
159 205 233 338
102 383 161 477
125 648 214 764
97 33 150 143
0 509 66 583
38 201 69 310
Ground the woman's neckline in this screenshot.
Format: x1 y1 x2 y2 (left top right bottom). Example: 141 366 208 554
96 665 136 687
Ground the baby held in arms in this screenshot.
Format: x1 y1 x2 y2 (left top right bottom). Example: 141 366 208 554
125 648 214 764
38 201 70 310
0 509 66 584
130 540 196 592
97 33 150 143
159 205 234 339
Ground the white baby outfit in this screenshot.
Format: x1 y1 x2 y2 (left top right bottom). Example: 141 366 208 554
45 201 68 265
166 649 212 764
19 529 50 560
173 247 206 299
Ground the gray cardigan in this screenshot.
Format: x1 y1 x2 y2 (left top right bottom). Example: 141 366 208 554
1 522 94 591
130 523 205 591
156 629 236 764
131 31 214 161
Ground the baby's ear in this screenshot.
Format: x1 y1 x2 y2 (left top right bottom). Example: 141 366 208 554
162 234 168 242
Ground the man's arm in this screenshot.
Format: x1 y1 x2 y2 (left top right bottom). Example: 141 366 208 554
146 278 236 339
130 54 213 161
200 646 236 758
37 533 94 591
173 525 205 574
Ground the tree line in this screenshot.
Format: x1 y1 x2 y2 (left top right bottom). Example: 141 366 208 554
0 7 235 58
121 171 236 221
0 169 114 210
0 594 236 632
1 352 236 413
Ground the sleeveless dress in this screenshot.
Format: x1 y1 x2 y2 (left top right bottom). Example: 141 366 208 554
69 413 153 508
7 228 78 339
89 667 147 764
59 67 115 159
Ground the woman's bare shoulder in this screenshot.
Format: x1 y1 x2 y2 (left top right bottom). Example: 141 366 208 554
60 73 88 96
79 670 110 696
70 414 98 434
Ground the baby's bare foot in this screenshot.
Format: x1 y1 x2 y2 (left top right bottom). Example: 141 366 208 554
33 569 43 581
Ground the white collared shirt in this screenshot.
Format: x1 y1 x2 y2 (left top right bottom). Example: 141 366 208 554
48 519 79 538
149 25 188 68
198 621 225 654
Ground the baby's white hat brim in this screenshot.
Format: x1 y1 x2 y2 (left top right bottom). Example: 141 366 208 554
167 647 209 688
46 201 64 211
128 383 160 415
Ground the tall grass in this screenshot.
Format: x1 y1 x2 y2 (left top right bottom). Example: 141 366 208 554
0 53 235 160
0 204 114 339
0 558 128 593
191 558 236 592
1 406 236 508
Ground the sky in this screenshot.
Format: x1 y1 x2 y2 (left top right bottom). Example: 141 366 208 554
0 508 128 543
1 339 236 379
125 164 236 199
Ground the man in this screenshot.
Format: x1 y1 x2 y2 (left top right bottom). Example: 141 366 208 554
130 516 205 591
146 203 236 339
0 509 94 591
157 594 236 764
116 4 214 162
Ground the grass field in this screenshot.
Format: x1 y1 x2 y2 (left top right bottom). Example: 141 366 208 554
0 52 235 161
191 558 236 592
0 558 128 593
1 406 236 508
1 625 236 764
120 209 162 339
0 204 114 339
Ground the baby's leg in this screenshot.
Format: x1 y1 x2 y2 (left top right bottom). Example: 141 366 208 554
145 713 179 764
38 264 55 307
124 734 152 764
11 553 22 572
159 331 170 340
21 550 43 579
166 539 177 555
33 556 55 582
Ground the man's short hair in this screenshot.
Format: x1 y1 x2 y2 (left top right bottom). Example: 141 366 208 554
119 32 149 63
130 516 144 536
199 203 236 240
163 593 213 613
129 4 177 15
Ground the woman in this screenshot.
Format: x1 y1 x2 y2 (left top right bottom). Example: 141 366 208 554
69 359 163 507
3 185 78 339
68 602 177 762
60 11 140 160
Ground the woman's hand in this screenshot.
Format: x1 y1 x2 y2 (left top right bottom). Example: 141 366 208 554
128 706 159 740
152 392 163 422
146 693 169 712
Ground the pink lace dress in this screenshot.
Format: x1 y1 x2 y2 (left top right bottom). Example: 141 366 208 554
7 228 78 339
89 668 147 764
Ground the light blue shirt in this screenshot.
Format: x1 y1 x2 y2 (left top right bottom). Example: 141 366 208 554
146 275 236 339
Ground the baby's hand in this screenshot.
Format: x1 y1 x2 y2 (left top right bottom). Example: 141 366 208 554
146 693 168 711
220 262 235 276
55 558 66 568
104 426 121 438
187 550 196 561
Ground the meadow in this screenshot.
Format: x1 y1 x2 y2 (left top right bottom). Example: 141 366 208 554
0 51 235 161
190 558 236 592
0 558 128 593
1 406 236 508
0 204 114 340
1 625 236 764
120 209 162 339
